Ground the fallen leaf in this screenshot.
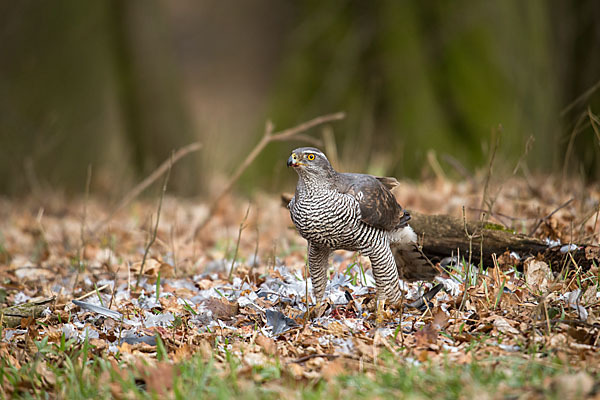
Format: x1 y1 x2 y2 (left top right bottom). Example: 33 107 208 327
525 259 552 292
493 316 520 335
204 297 239 320
255 334 277 356
415 324 438 348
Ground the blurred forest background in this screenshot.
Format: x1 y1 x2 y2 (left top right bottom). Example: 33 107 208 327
1 0 600 197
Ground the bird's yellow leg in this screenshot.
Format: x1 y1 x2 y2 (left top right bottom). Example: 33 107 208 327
376 298 386 325
305 301 323 320
312 301 321 319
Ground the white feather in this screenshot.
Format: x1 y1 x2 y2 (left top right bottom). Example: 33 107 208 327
388 226 417 244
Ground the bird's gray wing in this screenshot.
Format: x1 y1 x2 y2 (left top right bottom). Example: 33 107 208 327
335 173 410 231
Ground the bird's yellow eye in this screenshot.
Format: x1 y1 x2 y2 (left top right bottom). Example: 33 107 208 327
307 154 315 161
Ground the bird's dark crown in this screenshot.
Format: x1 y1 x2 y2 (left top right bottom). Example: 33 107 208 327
293 147 326 159
288 147 335 178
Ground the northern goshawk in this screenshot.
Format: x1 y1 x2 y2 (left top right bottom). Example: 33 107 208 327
287 147 437 321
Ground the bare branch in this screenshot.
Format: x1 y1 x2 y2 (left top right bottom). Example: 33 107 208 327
93 141 201 234
195 112 345 233
529 198 575 236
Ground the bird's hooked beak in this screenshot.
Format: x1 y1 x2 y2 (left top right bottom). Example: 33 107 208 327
287 152 303 168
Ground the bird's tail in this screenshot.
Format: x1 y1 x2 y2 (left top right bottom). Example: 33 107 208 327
392 242 438 282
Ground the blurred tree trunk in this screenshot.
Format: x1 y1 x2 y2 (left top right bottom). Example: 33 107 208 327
264 0 597 185
0 1 200 196
551 0 600 180
0 1 117 195
109 0 200 195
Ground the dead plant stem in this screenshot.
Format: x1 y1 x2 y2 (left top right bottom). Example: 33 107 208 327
480 126 501 220
459 206 475 312
228 204 251 282
135 156 172 290
73 164 92 294
94 142 201 234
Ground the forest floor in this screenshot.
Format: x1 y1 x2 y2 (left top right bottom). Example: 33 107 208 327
1 175 600 399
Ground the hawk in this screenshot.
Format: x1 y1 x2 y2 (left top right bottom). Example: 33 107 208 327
287 147 437 321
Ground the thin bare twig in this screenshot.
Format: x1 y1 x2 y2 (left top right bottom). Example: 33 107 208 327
195 112 345 233
588 107 600 148
135 156 172 290
80 164 92 254
93 142 201 234
427 149 447 181
480 125 501 220
228 204 251 282
466 206 533 228
442 153 474 184
459 206 475 312
529 198 574 236
562 112 588 183
75 283 110 301
252 225 260 269
560 78 600 117
108 264 120 310
73 164 93 294
512 135 535 175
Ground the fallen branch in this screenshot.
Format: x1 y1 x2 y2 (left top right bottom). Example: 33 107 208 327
195 112 345 233
405 211 598 271
1 297 56 328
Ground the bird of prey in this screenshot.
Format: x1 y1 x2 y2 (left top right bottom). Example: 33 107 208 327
287 147 437 322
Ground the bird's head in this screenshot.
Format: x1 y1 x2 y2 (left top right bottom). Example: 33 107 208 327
287 147 335 179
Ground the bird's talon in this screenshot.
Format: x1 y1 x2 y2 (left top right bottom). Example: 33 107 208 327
306 301 328 320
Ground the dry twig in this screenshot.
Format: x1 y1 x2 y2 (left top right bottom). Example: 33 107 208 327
228 204 251 282
93 141 201 234
72 164 93 295
529 198 574 236
479 125 501 220
560 78 600 117
442 153 474 184
459 206 475 312
562 112 588 183
135 156 172 289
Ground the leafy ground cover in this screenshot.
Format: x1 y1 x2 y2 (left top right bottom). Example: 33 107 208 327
1 176 599 398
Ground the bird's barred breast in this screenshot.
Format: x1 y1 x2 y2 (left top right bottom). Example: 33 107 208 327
291 189 383 250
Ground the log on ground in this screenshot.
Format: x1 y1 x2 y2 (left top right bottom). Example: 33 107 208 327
408 211 598 271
